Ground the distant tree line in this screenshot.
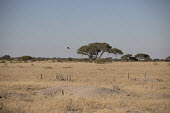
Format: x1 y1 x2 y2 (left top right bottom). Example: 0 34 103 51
0 55 169 63
77 42 169 62
0 42 169 63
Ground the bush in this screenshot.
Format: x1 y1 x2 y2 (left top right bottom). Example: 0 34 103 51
68 57 73 61
18 56 32 61
165 56 170 62
2 55 10 60
153 59 160 62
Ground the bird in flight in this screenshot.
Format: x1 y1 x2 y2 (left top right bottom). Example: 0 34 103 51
67 47 70 49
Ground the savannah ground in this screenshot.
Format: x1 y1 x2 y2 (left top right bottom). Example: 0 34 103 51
0 61 170 113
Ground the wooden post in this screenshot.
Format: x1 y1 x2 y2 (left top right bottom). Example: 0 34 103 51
69 75 71 81
128 73 129 79
67 75 68 81
40 74 43 79
56 74 58 79
62 90 64 95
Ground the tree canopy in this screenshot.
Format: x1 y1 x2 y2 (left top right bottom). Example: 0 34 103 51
19 56 32 61
134 53 151 61
77 42 123 61
109 48 123 58
89 42 112 59
2 55 11 60
165 56 170 61
121 54 132 61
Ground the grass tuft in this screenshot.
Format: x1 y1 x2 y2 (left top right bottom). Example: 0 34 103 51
43 66 52 69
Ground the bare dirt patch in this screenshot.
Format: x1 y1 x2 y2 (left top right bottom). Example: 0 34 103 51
36 85 120 97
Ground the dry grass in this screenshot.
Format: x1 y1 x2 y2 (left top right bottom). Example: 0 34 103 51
168 63 170 66
0 62 170 113
153 62 158 65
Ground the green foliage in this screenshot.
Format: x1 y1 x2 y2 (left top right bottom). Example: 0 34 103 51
68 57 73 61
153 59 160 62
121 54 132 61
109 48 123 55
165 56 170 62
55 58 89 62
2 55 10 60
77 42 122 61
134 53 151 61
77 44 101 61
128 57 138 61
19 56 32 61
89 42 112 58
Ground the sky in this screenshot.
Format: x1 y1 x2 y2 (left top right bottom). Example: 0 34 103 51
0 0 170 59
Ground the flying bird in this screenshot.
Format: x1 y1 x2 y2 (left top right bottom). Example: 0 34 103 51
67 47 70 49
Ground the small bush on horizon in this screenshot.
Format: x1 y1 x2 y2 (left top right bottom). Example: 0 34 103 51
18 56 32 61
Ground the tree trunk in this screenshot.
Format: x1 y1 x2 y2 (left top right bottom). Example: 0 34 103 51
88 55 93 62
99 51 105 59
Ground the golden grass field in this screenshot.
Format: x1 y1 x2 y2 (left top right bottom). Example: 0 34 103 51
0 61 170 113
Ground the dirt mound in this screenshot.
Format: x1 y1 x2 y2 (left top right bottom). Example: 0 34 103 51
35 85 120 97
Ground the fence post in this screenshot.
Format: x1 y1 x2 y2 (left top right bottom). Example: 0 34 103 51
62 90 64 95
67 75 68 81
128 73 129 79
40 74 43 79
68 75 71 81
56 74 58 79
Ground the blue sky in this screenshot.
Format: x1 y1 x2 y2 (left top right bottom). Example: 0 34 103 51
0 0 170 59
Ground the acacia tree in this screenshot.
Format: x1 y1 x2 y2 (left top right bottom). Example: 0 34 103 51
77 42 123 61
134 53 151 61
77 42 112 61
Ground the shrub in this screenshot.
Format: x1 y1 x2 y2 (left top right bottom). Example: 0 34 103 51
68 57 73 61
18 56 32 61
2 55 10 60
165 56 170 62
153 59 160 62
